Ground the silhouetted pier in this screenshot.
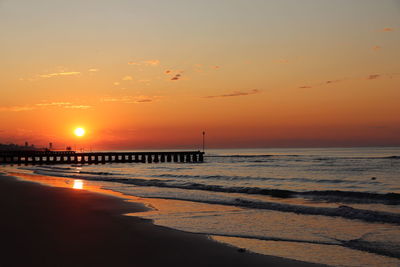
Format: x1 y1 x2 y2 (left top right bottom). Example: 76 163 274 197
0 151 204 165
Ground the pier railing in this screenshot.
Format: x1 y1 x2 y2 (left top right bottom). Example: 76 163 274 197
0 151 204 165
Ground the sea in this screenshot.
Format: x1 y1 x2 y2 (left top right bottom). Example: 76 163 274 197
3 147 400 267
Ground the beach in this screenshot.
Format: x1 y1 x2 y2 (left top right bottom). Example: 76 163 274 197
1 147 399 267
0 173 323 267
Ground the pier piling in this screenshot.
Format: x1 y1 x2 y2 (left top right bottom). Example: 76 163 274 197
0 150 204 165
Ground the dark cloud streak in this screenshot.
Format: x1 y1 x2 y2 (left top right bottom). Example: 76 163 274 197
171 74 181 81
367 74 381 80
203 89 261 99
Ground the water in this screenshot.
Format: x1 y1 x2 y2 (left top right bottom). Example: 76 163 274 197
4 147 400 267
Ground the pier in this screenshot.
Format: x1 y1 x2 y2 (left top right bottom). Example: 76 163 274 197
0 151 204 165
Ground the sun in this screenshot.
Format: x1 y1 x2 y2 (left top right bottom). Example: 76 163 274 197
74 127 85 137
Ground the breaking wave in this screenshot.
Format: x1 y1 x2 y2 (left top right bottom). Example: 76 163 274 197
30 167 400 206
29 168 400 225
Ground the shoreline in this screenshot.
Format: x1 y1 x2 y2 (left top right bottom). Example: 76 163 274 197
0 171 325 267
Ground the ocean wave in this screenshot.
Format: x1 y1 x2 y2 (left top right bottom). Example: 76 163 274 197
301 190 400 205
344 238 400 259
165 196 400 225
31 166 116 176
234 199 400 224
115 186 400 225
32 169 117 180
147 166 193 171
207 154 400 160
152 173 377 185
206 154 275 158
38 166 73 171
30 167 400 205
209 233 400 259
313 156 400 161
78 170 115 176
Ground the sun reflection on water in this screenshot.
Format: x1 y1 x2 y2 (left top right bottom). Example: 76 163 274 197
72 179 84 189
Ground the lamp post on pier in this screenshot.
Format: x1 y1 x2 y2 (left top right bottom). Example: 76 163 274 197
202 131 205 153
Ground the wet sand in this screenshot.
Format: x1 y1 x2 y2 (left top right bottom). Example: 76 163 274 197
0 173 325 267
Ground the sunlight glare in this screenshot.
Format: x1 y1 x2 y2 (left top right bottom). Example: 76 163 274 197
72 179 84 190
74 127 85 137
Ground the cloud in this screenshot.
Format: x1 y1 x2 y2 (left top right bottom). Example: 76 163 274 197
382 27 395 32
122 76 133 81
0 106 36 112
166 69 184 81
203 89 261 99
88 68 99 72
63 105 91 109
298 77 346 88
372 45 381 51
299 72 400 89
135 99 153 103
134 96 160 103
325 79 342 84
101 96 130 102
101 95 159 104
366 74 381 80
39 71 80 78
35 102 72 107
128 60 160 66
171 74 182 81
165 69 183 77
143 60 160 66
0 101 91 112
21 69 83 81
36 102 91 109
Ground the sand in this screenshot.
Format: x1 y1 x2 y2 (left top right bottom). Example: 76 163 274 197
0 173 325 267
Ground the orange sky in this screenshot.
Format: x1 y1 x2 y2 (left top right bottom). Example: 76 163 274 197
0 1 399 150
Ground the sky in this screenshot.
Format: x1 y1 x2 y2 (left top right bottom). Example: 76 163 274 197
0 0 399 150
